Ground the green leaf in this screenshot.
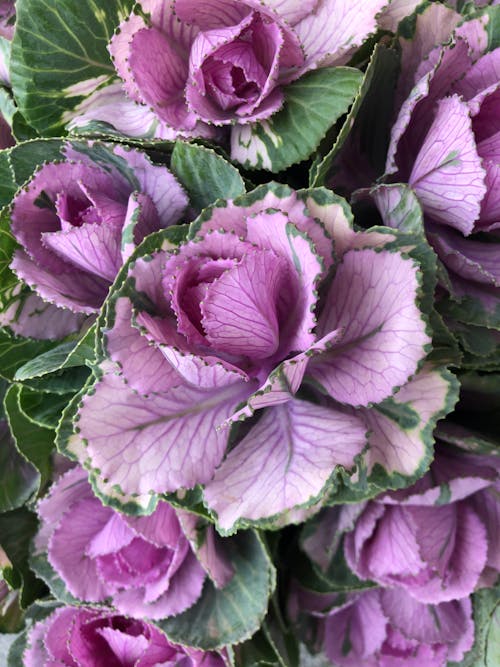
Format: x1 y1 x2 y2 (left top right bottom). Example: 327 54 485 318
171 142 246 212
157 530 275 650
29 552 80 605
0 329 56 381
0 418 38 512
310 44 400 187
8 138 64 186
451 587 500 667
0 149 17 208
4 383 54 490
10 0 133 135
0 207 18 303
231 67 363 171
18 387 74 429
15 326 96 382
0 509 46 608
485 6 500 52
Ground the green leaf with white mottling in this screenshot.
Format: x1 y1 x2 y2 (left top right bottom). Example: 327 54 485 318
158 531 275 650
10 0 133 135
18 387 75 429
171 142 245 213
231 67 362 172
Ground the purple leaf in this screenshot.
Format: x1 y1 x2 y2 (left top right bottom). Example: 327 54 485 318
204 399 366 531
294 0 388 70
75 367 250 496
408 95 487 234
310 248 430 407
361 365 457 477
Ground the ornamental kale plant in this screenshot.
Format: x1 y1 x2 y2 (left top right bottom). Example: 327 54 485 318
0 1 499 667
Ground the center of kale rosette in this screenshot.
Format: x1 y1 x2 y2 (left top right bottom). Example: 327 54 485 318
164 237 292 362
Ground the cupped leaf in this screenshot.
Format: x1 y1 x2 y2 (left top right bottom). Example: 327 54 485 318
171 142 246 213
10 0 134 135
231 67 363 171
158 530 275 650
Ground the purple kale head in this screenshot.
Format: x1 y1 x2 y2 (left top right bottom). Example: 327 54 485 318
70 183 442 530
9 142 187 316
34 467 215 619
107 0 386 139
386 11 500 325
296 588 474 667
24 605 228 667
343 446 500 603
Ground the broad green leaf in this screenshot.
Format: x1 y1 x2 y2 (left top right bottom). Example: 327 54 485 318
19 366 91 395
171 142 246 213
0 149 16 208
4 384 54 490
8 139 64 187
310 44 400 187
0 329 55 381
10 0 133 135
158 531 275 650
231 67 363 171
15 326 96 382
0 509 46 608
0 418 38 512
18 387 74 429
451 587 500 667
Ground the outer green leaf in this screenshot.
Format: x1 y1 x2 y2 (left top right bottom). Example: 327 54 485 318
4 384 54 489
0 150 16 208
29 553 80 605
0 509 45 608
231 67 363 171
8 139 64 187
0 329 55 381
485 6 500 51
0 207 17 303
18 387 74 430
0 418 38 512
451 587 500 667
310 44 400 187
171 142 246 213
158 531 275 650
10 0 133 135
15 326 96 382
